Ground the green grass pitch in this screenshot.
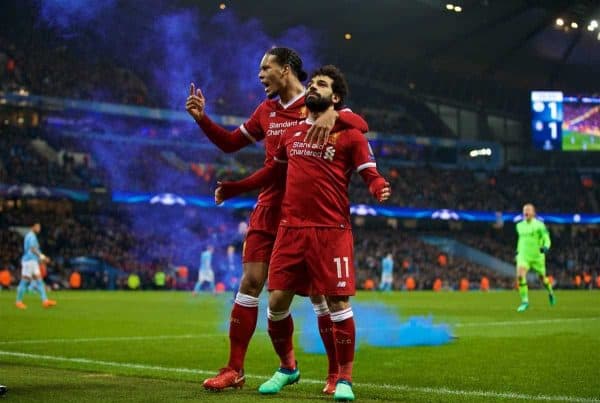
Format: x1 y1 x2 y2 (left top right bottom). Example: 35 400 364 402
1 290 599 402
562 131 600 151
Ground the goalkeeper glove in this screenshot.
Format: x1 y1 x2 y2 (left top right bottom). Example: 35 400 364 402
540 247 549 254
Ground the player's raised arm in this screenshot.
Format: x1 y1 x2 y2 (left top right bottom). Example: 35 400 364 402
186 82 255 153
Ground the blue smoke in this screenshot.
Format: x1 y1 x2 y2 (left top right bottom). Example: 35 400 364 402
36 2 319 111
298 301 453 353
36 1 320 268
220 298 453 351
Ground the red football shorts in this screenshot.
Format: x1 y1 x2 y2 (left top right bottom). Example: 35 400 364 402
268 226 355 296
242 204 281 264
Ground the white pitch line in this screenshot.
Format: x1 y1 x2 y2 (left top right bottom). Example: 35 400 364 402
2 317 597 346
0 350 597 402
0 334 222 345
454 317 599 328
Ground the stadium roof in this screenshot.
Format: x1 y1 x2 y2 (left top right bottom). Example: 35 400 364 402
205 0 600 92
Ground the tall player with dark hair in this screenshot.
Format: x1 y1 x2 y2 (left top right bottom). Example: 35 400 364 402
216 65 391 402
186 48 369 393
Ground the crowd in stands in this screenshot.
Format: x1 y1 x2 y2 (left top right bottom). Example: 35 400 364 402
455 226 600 289
2 197 598 292
350 166 596 213
0 36 148 105
353 228 514 291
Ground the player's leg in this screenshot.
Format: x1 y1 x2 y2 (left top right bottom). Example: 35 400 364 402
327 296 356 402
203 261 266 390
192 280 201 295
516 262 529 312
309 228 356 401
259 227 309 395
203 206 280 391
533 258 555 306
259 289 300 394
32 273 56 308
203 261 266 391
309 293 338 394
16 271 31 309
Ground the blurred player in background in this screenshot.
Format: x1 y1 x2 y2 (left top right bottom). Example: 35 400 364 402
15 222 56 309
222 244 242 298
216 65 391 401
187 47 369 393
515 204 555 312
379 253 394 291
193 245 215 294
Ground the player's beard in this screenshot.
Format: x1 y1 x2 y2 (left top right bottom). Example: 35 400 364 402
305 92 333 112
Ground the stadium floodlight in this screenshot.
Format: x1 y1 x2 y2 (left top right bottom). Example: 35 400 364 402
344 33 352 40
454 6 462 12
219 3 226 9
570 22 578 29
446 4 454 10
555 18 564 26
588 25 595 31
591 20 598 28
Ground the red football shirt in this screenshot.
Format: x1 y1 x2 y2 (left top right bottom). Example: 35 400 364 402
239 93 307 207
238 94 367 207
274 118 378 228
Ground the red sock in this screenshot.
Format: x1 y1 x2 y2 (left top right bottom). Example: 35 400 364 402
227 302 258 371
268 313 296 370
332 314 355 383
318 314 338 376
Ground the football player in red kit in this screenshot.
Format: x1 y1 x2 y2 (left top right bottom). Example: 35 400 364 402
186 48 369 394
216 65 391 401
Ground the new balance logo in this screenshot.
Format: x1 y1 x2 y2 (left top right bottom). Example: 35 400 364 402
336 281 347 288
323 146 336 161
269 112 276 117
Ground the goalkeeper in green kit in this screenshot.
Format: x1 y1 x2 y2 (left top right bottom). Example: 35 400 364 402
515 203 556 312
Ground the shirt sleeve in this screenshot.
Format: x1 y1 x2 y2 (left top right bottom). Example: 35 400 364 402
349 129 377 172
540 223 551 249
239 103 266 143
338 109 369 133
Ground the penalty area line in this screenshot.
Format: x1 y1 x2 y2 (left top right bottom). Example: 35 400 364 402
0 350 598 402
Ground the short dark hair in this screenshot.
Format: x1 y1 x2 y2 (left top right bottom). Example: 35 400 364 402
266 47 308 82
310 64 349 109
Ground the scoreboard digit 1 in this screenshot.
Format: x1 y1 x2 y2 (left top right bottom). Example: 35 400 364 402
531 91 563 151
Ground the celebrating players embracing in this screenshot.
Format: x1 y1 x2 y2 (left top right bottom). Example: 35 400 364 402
186 47 368 393
217 65 391 401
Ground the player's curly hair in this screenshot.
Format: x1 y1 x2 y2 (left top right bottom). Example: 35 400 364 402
267 47 308 82
310 64 349 109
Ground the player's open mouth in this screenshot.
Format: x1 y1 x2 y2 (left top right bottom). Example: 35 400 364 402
262 81 271 94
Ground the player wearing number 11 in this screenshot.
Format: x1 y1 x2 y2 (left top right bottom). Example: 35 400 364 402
216 65 391 401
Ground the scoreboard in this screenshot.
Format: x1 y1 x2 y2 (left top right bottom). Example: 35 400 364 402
531 91 563 151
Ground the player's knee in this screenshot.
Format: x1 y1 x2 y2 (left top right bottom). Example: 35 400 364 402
268 290 293 311
238 263 267 296
326 296 350 312
309 294 326 305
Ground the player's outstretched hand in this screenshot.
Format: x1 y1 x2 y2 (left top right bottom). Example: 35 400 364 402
186 82 206 121
369 178 391 203
378 182 392 202
305 108 337 147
